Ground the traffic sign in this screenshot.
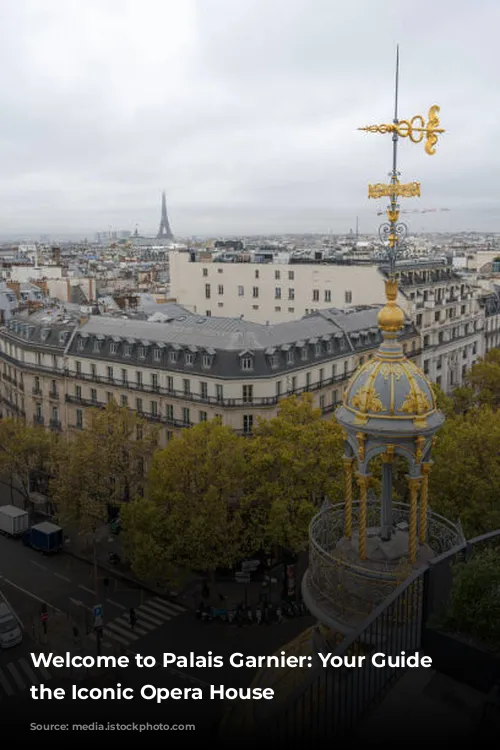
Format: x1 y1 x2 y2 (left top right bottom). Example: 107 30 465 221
241 561 259 572
235 573 250 584
93 604 102 618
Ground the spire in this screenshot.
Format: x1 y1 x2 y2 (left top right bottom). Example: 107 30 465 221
157 191 174 239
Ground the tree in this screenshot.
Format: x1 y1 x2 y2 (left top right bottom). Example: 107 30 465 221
247 394 345 555
429 405 500 537
465 348 500 407
122 419 259 583
50 402 159 531
0 418 55 511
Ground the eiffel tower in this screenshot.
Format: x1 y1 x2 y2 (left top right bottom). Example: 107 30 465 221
157 191 174 239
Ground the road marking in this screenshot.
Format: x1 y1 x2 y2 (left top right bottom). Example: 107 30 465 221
53 573 71 582
6 663 25 691
103 628 130 646
153 596 185 613
69 598 92 611
0 668 13 696
30 560 47 571
131 618 156 631
135 608 163 626
147 599 182 617
78 585 95 596
88 633 113 648
114 618 148 636
36 662 52 680
105 599 126 610
19 658 40 685
140 604 171 621
105 622 139 640
2 579 61 612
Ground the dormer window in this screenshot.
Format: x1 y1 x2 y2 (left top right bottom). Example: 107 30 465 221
59 331 69 345
138 347 146 359
286 350 294 365
202 354 211 368
77 338 85 351
301 347 308 361
315 343 321 357
110 342 118 355
93 339 100 353
41 328 50 341
326 340 333 354
185 352 194 366
124 344 132 357
153 348 161 362
169 351 178 364
241 356 253 371
270 353 279 369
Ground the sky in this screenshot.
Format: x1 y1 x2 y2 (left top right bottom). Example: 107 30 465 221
0 0 499 237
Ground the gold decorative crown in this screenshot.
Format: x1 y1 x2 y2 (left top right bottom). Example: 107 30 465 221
378 278 405 332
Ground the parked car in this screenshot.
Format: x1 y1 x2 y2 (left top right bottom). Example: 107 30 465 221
0 601 23 649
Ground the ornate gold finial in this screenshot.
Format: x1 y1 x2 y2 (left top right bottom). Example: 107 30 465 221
359 106 445 155
378 278 405 332
368 180 421 199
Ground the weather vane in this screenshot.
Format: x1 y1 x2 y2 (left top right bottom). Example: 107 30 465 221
358 46 445 276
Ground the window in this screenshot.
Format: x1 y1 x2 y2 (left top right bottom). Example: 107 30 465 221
75 361 81 374
252 304 259 310
36 352 42 366
202 354 211 368
166 404 174 422
169 350 178 363
75 385 81 400
91 364 97 379
218 285 224 295
288 271 294 280
288 288 295 300
242 385 253 403
151 373 159 391
275 288 281 299
276 381 282 396
107 366 113 382
76 409 83 429
35 403 42 420
124 344 132 357
199 411 207 422
136 424 143 440
183 407 190 424
218 302 224 308
206 310 211 317
324 290 331 302
306 372 311 388
78 339 85 351
121 395 128 407
107 392 113 404
121 369 128 384
438 332 444 345
275 270 280 280
185 352 194 365
423 335 430 347
167 376 173 392
153 348 161 361
217 267 223 273
331 363 337 378
91 388 97 403
183 378 190 395
315 343 321 357
319 367 324 384
270 353 279 368
275 306 281 312
136 398 143 412
436 356 442 370
241 356 253 370
138 347 146 359
252 287 259 298
345 291 352 304
110 342 117 355
93 339 100 353
286 350 294 365
301 347 308 361
319 395 325 409
34 376 40 393
200 382 208 399
472 342 477 355
243 414 253 434
136 371 142 386
255 269 259 279
326 339 333 353
416 314 423 327
202 268 208 277
150 401 158 416
291 376 297 391
312 289 319 302
51 406 58 422
216 384 223 402
205 284 211 299
238 285 244 296
436 375 441 387
344 361 349 375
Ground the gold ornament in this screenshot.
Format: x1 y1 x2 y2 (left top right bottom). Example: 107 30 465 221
351 383 384 413
356 432 366 462
359 106 445 155
368 180 421 199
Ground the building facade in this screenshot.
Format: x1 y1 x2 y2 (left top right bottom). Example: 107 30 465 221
0 305 420 442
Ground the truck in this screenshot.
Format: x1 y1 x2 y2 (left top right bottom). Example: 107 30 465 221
22 521 63 554
0 505 29 538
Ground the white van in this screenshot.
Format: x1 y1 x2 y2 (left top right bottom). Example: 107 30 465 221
0 601 23 648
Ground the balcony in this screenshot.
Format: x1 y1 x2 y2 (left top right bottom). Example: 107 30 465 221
33 415 44 426
48 390 59 400
49 419 61 431
32 387 42 396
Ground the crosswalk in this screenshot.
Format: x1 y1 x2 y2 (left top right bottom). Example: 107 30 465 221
0 655 52 699
89 596 186 648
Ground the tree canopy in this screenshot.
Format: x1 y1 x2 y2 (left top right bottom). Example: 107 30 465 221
0 418 55 509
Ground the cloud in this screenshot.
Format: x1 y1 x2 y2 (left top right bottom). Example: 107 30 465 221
0 0 498 235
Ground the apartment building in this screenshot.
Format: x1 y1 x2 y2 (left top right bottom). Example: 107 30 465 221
385 260 483 391
0 305 420 442
480 289 500 353
169 250 400 324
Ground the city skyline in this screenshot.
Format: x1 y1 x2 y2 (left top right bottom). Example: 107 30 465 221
0 0 498 235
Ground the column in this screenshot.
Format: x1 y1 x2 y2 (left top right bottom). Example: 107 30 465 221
343 457 354 538
356 473 370 561
419 463 431 544
407 476 422 564
381 447 394 541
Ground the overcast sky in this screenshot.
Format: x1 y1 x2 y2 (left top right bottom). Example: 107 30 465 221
0 0 498 237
